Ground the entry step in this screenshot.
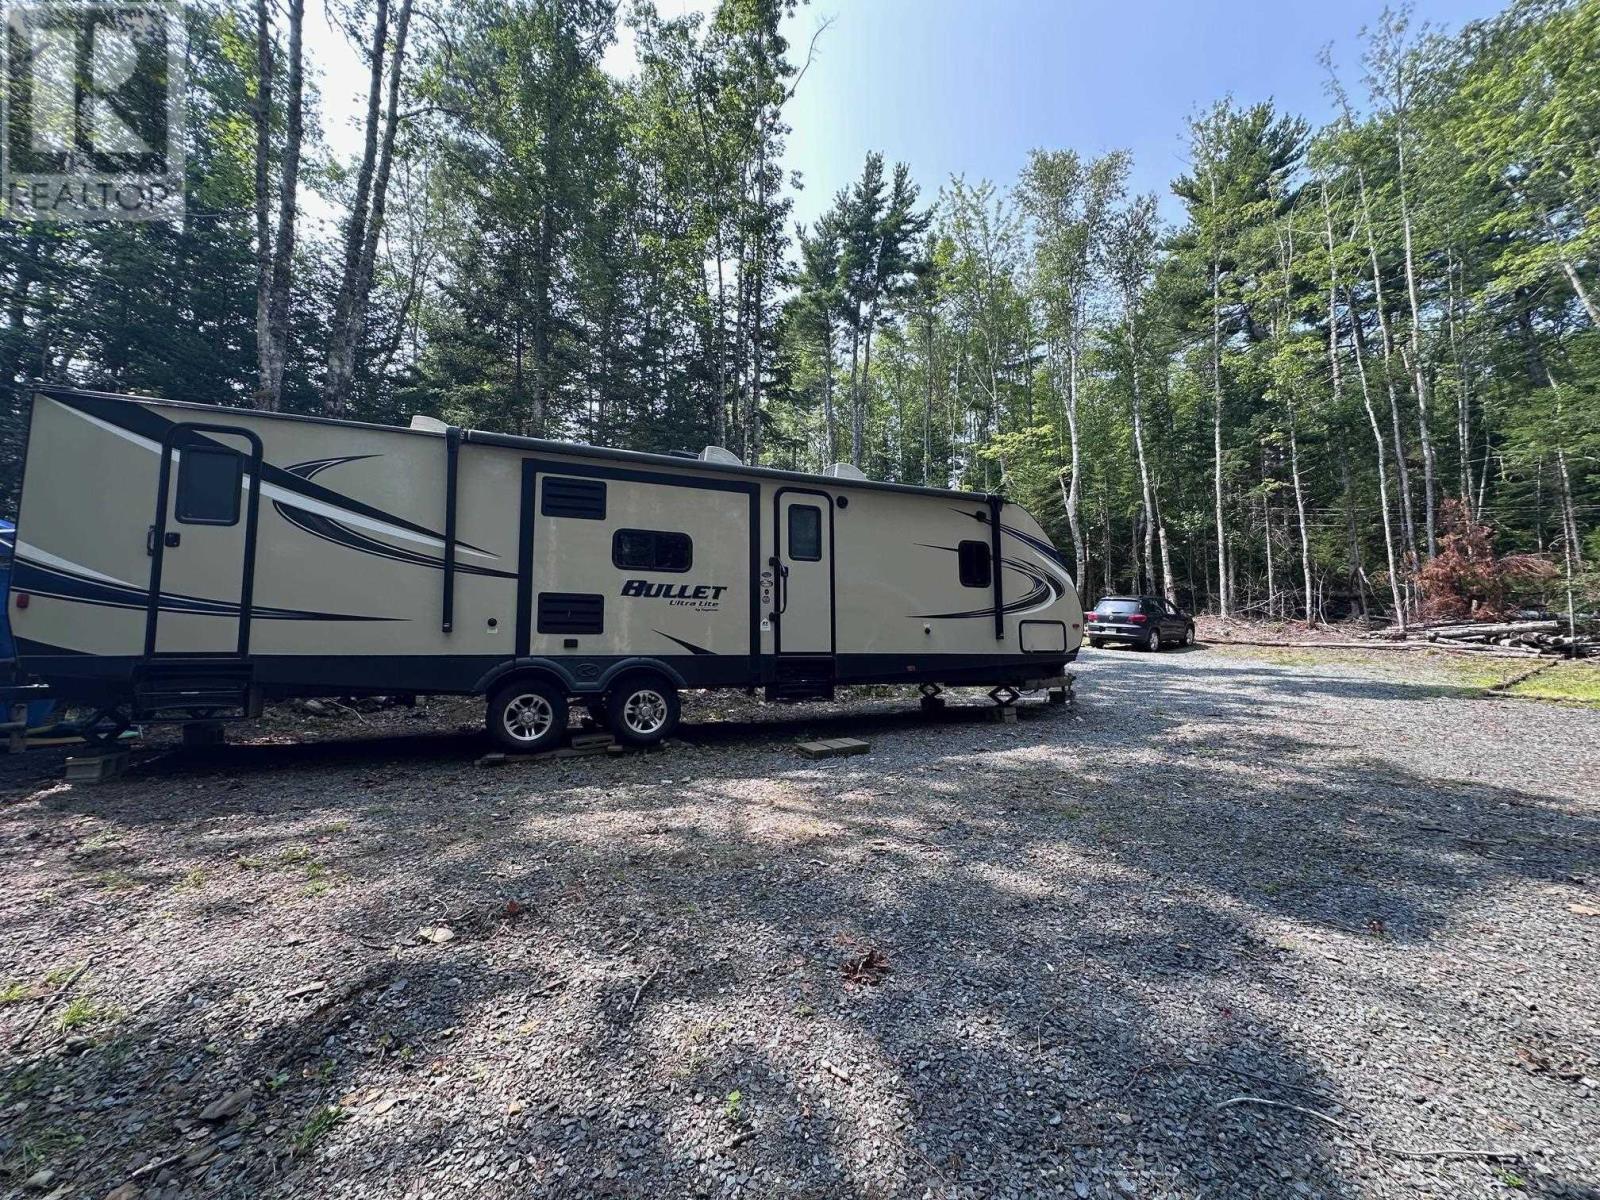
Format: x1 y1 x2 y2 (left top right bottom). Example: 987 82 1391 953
796 737 869 760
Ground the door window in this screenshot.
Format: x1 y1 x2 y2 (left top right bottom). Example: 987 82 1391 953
175 445 243 525
788 505 822 561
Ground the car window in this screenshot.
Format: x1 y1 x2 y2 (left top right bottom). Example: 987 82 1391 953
1094 598 1140 615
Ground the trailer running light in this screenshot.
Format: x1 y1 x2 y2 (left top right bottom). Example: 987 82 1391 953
1128 613 1147 623
13 592 27 609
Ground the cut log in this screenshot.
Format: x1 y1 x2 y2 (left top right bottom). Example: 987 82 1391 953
1428 621 1560 640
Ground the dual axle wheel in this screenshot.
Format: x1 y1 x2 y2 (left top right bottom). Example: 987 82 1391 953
487 676 680 754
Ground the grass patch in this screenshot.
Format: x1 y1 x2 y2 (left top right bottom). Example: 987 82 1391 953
278 846 314 865
1507 660 1600 706
292 1105 348 1154
0 980 30 1005
9 1126 85 1172
56 996 117 1033
181 867 207 890
90 868 138 891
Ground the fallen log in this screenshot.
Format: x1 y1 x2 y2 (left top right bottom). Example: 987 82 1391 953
1208 638 1542 657
1426 620 1559 640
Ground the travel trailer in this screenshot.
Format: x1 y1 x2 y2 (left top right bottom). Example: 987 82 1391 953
7 387 1083 751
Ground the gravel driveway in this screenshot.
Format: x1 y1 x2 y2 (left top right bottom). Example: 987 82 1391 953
2 647 1598 1200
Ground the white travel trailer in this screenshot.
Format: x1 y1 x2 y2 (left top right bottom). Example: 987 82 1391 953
8 387 1083 750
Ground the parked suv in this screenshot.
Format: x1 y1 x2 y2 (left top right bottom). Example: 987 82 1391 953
1085 595 1195 651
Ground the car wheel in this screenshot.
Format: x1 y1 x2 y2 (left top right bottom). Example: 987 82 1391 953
1088 639 1104 650
1183 624 1194 647
1147 629 1162 652
488 679 567 754
607 675 680 748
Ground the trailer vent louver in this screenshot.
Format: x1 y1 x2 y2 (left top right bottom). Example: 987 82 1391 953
537 592 604 635
541 477 607 520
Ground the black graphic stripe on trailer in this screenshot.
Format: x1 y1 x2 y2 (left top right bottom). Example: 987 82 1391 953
45 389 502 561
10 558 400 622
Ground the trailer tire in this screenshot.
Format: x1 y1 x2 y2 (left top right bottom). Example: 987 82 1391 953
607 675 679 748
487 679 568 754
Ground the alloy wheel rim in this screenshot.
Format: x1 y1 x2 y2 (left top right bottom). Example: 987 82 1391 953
504 693 554 742
623 689 668 735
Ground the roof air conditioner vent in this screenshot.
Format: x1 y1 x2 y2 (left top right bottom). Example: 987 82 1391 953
824 463 868 481
699 445 743 466
409 415 450 434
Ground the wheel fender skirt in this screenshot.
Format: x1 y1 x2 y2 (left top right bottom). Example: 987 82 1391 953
471 656 689 697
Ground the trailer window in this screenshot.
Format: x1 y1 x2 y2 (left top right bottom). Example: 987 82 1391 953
175 445 243 526
788 505 822 561
958 539 991 588
541 476 607 520
612 529 692 573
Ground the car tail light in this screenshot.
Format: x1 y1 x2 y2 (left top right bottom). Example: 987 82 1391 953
1128 613 1147 623
1085 612 1098 621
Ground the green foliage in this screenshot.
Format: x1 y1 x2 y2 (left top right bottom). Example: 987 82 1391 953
0 0 1591 621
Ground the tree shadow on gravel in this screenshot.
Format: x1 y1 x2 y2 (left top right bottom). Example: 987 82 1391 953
4 653 1598 1198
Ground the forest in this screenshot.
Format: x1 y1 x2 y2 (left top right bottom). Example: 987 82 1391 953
1 0 1595 626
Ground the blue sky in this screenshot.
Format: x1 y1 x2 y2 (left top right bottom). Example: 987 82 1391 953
776 0 1505 228
308 0 1506 231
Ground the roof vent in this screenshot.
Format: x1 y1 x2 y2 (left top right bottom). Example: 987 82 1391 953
824 463 868 481
699 446 743 466
409 415 449 433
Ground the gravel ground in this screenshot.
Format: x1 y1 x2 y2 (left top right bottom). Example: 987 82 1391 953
2 646 1598 1200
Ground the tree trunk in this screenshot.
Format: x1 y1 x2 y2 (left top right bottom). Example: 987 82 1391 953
1127 325 1158 600
258 0 305 413
1326 183 1405 630
821 323 836 465
1348 291 1408 631
1394 124 1436 558
847 317 862 466
1354 163 1418 566
324 0 413 416
1209 197 1228 617
1446 250 1473 514
1284 392 1312 623
1154 487 1176 605
1063 340 1086 601
252 0 273 409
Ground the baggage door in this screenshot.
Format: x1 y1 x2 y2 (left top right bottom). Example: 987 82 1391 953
145 425 263 657
774 489 834 657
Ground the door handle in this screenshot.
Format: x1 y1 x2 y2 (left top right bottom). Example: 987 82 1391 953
147 525 156 556
778 564 790 615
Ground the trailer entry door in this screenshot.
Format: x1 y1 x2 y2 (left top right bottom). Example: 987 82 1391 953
774 490 834 658
145 425 263 658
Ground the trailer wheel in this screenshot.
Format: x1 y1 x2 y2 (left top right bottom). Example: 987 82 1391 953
607 676 679 747
488 679 567 753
